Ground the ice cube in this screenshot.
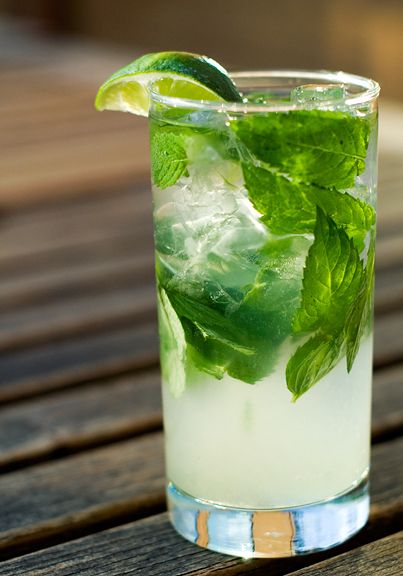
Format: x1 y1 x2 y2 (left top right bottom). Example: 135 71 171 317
291 83 346 106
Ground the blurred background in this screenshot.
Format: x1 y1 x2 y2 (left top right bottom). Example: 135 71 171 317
0 0 402 390
3 0 403 89
1 0 403 206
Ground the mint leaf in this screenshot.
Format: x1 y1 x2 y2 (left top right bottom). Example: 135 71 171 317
156 236 305 384
310 188 375 252
233 110 370 189
163 284 275 384
286 208 369 398
293 208 363 334
242 163 316 234
242 162 375 249
157 287 187 397
286 333 343 401
151 128 188 189
345 233 375 371
167 289 254 354
181 317 268 384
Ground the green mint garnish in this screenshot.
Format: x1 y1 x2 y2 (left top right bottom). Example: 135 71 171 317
286 208 374 400
150 128 188 189
310 187 375 252
232 110 370 189
162 285 263 384
157 287 186 397
242 162 375 250
156 237 306 387
152 105 375 399
242 163 316 234
286 333 343 401
345 232 375 371
293 208 363 335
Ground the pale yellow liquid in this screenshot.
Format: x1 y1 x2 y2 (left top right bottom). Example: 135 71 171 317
163 336 372 509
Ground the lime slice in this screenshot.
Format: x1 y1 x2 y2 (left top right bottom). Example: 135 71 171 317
95 51 242 116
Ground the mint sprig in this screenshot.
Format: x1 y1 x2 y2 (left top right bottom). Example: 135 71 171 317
242 163 316 234
150 128 188 189
293 208 363 334
156 238 304 386
345 233 375 371
233 110 370 189
152 107 375 398
242 162 375 249
157 287 186 397
286 333 343 401
286 208 374 400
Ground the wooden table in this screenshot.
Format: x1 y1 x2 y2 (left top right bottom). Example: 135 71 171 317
0 23 403 575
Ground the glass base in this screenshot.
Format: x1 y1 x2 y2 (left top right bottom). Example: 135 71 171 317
167 477 369 558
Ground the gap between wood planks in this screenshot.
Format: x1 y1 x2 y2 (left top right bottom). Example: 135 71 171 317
0 520 402 575
1 308 402 409
0 433 402 565
0 357 402 473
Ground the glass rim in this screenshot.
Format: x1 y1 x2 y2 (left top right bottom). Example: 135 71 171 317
150 69 380 113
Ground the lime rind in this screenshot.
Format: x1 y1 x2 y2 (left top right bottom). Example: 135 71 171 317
95 51 242 116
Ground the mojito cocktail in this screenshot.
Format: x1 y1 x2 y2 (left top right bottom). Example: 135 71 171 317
96 56 379 557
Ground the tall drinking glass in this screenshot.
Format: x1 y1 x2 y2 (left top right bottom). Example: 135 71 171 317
149 71 379 557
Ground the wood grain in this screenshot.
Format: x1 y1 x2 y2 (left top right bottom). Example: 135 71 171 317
0 130 149 205
0 61 150 205
0 434 165 560
283 531 403 576
0 370 161 470
0 505 401 575
0 323 159 403
0 429 402 560
375 265 403 314
376 233 403 271
0 36 402 573
0 360 401 472
372 364 403 442
374 310 403 368
0 308 400 406
0 252 153 313
0 187 152 263
0 232 399 360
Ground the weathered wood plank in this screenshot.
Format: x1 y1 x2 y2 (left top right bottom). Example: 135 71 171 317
0 228 138 279
0 251 153 314
0 242 398 361
0 433 402 567
374 310 403 368
0 308 400 405
0 322 159 403
2 105 137 149
376 233 403 271
0 370 161 470
0 433 165 559
0 225 397 356
0 187 152 263
0 259 398 354
0 212 399 283
0 285 155 354
282 531 403 576
0 182 146 234
378 151 403 234
0 128 149 205
375 267 403 315
0 360 401 472
0 520 401 576
372 364 403 442
0 255 398 364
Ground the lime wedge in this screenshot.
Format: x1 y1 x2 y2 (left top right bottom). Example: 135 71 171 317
95 51 242 116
